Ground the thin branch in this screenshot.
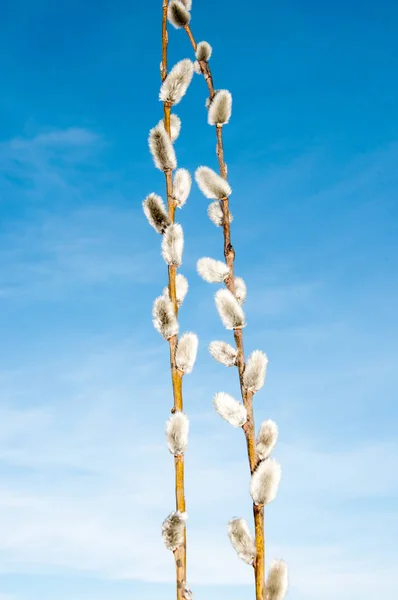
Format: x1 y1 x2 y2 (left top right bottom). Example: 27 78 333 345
162 3 187 599
182 24 265 600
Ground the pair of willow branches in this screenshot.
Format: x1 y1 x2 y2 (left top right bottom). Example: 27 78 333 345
142 2 288 600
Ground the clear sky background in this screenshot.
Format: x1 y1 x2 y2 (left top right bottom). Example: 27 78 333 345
0 1 397 599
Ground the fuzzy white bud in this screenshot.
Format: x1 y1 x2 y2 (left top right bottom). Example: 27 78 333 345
143 193 171 234
197 257 230 283
183 587 193 600
179 0 192 8
208 340 237 367
162 223 184 267
157 114 181 143
228 518 256 565
208 90 232 126
163 273 189 306
170 114 181 142
207 201 233 227
152 296 179 340
176 332 198 374
193 60 202 74
166 412 189 455
243 350 268 393
265 560 288 600
173 168 192 207
148 122 177 171
196 41 212 61
215 289 246 330
250 459 281 506
213 392 247 427
162 511 187 551
256 420 278 461
234 277 247 305
195 166 232 199
167 0 191 28
160 59 194 105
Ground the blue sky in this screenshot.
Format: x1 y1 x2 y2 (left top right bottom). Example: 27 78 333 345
0 0 397 599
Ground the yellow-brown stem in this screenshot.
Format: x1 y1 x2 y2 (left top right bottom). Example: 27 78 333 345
162 5 187 599
183 24 265 600
253 504 265 600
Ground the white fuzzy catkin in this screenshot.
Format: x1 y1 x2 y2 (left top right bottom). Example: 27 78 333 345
193 60 202 74
264 560 288 600
195 166 232 199
228 518 256 565
148 122 177 172
152 296 179 340
173 168 192 207
256 420 278 461
250 459 281 506
208 90 232 126
170 114 181 142
197 257 229 283
166 411 189 455
234 277 247 305
207 201 233 227
160 59 194 105
175 332 198 374
196 41 212 61
208 340 237 367
215 289 246 330
243 350 268 393
157 114 181 143
162 511 187 551
162 223 184 266
179 0 192 9
213 392 247 427
163 273 189 306
143 193 171 234
183 587 193 600
167 0 191 28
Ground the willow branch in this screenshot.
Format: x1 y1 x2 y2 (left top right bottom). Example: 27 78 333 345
183 24 265 600
162 3 187 599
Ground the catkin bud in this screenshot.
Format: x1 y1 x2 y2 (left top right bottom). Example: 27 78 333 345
167 0 191 29
207 201 233 227
208 340 237 367
163 274 189 307
197 257 230 283
250 459 281 506
142 193 170 234
157 114 181 143
152 296 179 340
265 560 288 600
170 114 181 142
243 350 268 393
162 511 187 551
215 289 246 330
175 332 198 374
256 420 278 461
213 392 247 427
195 166 232 199
234 277 247 305
148 122 177 171
166 412 189 455
208 90 232 126
160 59 194 105
196 41 212 61
228 518 256 565
162 223 184 266
173 168 192 207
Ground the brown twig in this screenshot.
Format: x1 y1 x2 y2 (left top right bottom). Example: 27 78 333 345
182 24 265 600
161 3 187 599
